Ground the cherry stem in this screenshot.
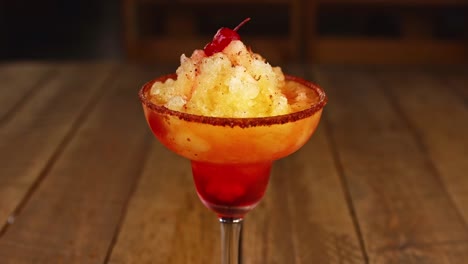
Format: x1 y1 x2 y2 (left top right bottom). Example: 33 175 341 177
233 18 251 32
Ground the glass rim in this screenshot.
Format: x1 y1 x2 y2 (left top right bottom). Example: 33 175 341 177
139 74 328 128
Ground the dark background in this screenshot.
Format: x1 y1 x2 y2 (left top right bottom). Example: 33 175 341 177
0 0 122 61
0 1 466 63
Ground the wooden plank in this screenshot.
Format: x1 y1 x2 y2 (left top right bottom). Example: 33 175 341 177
314 67 468 263
0 63 115 227
109 66 365 263
311 38 468 65
0 62 54 125
243 125 366 263
0 64 156 263
372 242 468 263
443 68 468 104
107 141 219 264
376 69 468 223
244 65 365 263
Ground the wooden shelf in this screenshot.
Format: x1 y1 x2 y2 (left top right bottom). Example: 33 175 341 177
311 37 468 64
305 0 468 64
139 0 290 3
319 0 468 6
123 0 468 65
123 0 301 64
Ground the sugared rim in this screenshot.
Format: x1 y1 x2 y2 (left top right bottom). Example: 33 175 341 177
139 74 327 128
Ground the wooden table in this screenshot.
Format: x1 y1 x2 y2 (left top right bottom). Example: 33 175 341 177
0 62 467 263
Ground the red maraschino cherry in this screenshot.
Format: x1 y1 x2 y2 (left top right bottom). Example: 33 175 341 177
204 18 251 56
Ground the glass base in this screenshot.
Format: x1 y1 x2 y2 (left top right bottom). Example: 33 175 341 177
199 197 260 218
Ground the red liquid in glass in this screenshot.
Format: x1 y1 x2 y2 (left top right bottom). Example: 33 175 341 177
191 161 272 218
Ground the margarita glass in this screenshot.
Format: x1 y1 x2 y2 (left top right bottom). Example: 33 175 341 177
139 74 327 264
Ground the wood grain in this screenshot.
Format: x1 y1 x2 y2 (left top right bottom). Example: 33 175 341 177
314 67 468 263
106 65 221 264
1 62 466 262
243 125 366 264
0 64 154 263
443 68 468 104
0 62 54 125
372 242 468 263
243 65 365 264
377 69 468 223
107 142 219 264
0 63 115 227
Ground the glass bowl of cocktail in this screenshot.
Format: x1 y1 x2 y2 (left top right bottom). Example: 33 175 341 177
139 75 326 263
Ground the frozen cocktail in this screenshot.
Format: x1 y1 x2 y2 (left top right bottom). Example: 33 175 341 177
139 18 327 264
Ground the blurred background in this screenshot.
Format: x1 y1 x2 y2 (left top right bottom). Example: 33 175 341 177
1 0 467 65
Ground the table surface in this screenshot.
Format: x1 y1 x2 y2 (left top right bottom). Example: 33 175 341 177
0 62 467 263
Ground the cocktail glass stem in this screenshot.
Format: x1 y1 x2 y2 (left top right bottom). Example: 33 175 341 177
219 217 243 264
